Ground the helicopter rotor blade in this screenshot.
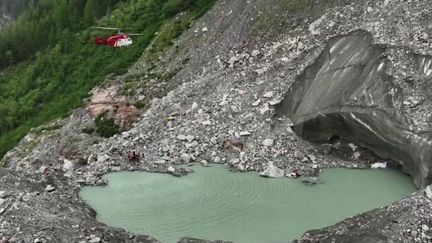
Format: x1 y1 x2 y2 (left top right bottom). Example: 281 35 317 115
91 26 120 30
91 27 143 36
91 27 139 30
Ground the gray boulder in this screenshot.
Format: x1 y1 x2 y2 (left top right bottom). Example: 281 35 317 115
260 161 284 178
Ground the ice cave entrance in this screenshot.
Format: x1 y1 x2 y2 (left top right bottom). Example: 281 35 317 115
80 165 415 243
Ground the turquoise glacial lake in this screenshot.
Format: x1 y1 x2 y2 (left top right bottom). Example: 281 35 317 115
80 165 416 243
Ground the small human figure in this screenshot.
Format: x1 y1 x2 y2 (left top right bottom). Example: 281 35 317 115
132 151 137 160
127 150 139 162
43 167 50 177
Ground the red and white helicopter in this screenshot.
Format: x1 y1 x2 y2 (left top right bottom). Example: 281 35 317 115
92 27 140 48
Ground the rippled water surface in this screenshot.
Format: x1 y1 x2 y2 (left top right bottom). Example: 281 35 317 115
80 166 415 243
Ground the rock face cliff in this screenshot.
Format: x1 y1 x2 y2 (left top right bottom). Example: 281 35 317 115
275 30 432 188
2 0 432 242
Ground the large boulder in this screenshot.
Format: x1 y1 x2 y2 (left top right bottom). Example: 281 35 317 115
87 85 138 129
276 30 432 188
260 161 284 178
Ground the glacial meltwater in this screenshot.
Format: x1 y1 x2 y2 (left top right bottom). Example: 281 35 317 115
80 166 416 243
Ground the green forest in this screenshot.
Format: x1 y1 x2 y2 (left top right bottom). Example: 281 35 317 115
0 0 216 157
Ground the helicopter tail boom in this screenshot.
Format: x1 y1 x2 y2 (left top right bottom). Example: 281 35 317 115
95 37 107 45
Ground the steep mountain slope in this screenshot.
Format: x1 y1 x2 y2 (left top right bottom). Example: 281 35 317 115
2 0 432 242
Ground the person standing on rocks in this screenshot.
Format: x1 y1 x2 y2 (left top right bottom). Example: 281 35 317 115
127 150 139 162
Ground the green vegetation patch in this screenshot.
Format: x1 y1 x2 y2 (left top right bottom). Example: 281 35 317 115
94 113 119 138
31 124 62 135
0 160 7 168
279 0 312 11
0 0 217 157
134 100 146 109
